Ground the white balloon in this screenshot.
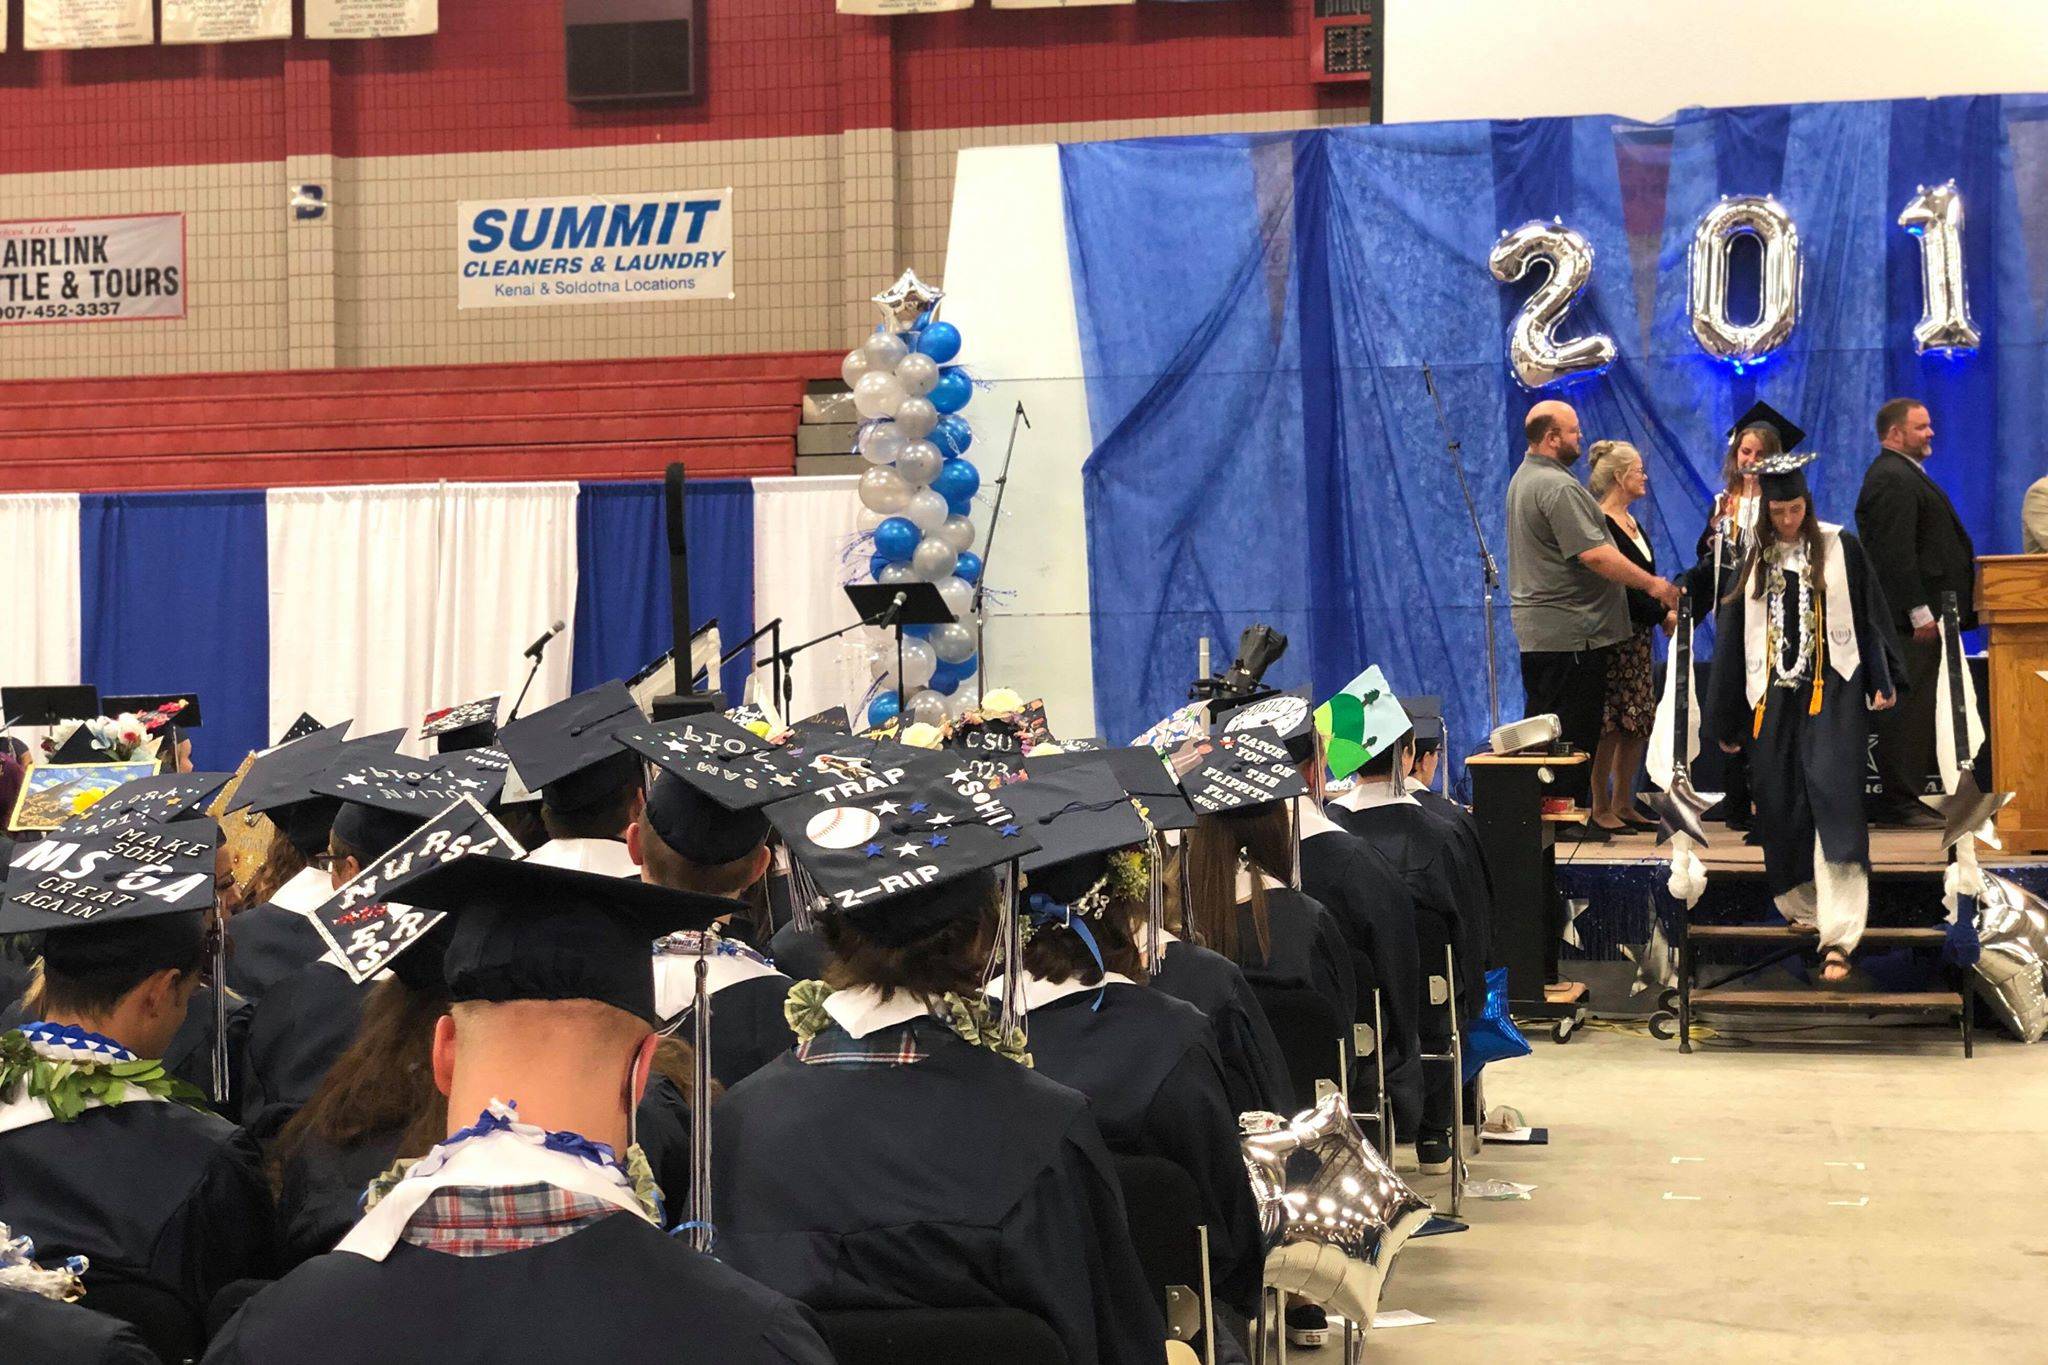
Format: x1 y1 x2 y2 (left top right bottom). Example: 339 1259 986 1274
856 506 888 533
935 574 975 618
896 440 944 487
881 639 937 690
853 371 905 420
858 466 911 514
861 423 906 467
946 690 978 721
894 352 940 397
906 689 949 728
867 643 892 678
878 563 916 585
893 397 939 440
841 348 874 388
931 621 976 663
862 330 909 369
904 488 949 533
911 537 958 581
935 514 976 552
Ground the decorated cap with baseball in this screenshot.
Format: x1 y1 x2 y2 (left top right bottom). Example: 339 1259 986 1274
1171 728 1309 816
420 696 500 754
1007 752 1150 875
1315 665 1413 782
764 766 1040 945
494 680 641 813
1213 686 1316 765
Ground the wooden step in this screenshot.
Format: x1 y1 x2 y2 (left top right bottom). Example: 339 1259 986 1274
1688 925 1948 943
1692 989 1963 1011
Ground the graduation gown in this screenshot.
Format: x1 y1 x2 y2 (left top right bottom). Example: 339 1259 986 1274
1413 787 1496 966
713 1021 1166 1365
1009 979 1264 1316
1298 828 1422 1133
0 1293 157 1365
664 971 798 1089
201 1209 834 1364
766 919 830 984
239 960 366 1121
1232 887 1357 1082
224 905 328 1002
1146 934 1292 1116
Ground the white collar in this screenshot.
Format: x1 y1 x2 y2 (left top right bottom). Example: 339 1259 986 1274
652 950 784 1019
273 865 335 916
1335 777 1418 812
821 984 933 1039
1294 796 1347 842
985 968 1137 1012
523 837 640 879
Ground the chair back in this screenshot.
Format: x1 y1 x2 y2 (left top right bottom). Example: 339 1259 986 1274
1110 1151 1204 1310
1248 983 1347 1112
79 1275 200 1365
815 1306 1070 1365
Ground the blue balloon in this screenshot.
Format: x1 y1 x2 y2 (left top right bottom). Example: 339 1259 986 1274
931 458 980 505
873 516 920 563
866 692 901 728
953 550 984 584
1461 968 1531 1083
902 623 934 640
927 669 960 696
916 321 961 364
868 551 891 580
945 491 975 517
929 367 972 414
932 415 974 458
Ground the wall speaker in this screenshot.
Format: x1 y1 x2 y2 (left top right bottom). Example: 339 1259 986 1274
566 0 698 105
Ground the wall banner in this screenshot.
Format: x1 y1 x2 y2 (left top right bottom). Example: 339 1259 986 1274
457 191 734 311
0 214 186 325
161 0 291 44
306 0 437 39
24 0 151 49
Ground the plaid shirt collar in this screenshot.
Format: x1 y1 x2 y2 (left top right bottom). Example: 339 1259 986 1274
400 1182 619 1258
795 1016 947 1067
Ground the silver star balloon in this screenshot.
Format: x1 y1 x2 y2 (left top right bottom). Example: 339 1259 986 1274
872 269 945 331
1645 768 1712 846
1936 769 2014 853
1974 872 2048 1043
1240 1092 1431 1334
1620 917 1679 996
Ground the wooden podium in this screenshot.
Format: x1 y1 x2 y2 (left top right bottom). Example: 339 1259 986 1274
1978 554 2048 853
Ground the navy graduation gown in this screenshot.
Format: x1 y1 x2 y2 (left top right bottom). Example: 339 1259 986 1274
1146 938 1292 1115
713 1022 1166 1365
0 1292 157 1365
766 919 830 983
239 961 366 1121
673 972 799 1088
1019 985 1264 1315
1414 789 1496 971
4 989 251 1123
224 904 328 1002
1233 888 1357 1058
1298 829 1422 1132
202 1210 834 1364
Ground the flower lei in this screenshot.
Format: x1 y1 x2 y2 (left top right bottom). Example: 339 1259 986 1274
784 980 1031 1066
361 1100 664 1225
1764 544 1819 690
0 1024 201 1124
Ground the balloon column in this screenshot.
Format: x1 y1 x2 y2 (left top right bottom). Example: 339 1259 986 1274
847 269 986 732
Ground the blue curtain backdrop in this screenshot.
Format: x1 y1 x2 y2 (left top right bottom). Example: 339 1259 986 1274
1068 94 2048 769
78 491 271 769
571 479 756 700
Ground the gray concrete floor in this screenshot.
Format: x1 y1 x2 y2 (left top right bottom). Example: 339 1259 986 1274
1354 1023 2048 1363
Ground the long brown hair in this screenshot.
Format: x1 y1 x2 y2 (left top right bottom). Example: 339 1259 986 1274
1743 494 1826 601
1021 854 1149 987
1721 422 1783 494
1183 804 1292 966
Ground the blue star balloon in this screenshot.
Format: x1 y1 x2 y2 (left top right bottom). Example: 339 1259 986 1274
1462 967 1530 1084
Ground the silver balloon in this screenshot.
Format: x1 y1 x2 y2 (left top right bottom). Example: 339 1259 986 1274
1689 194 1801 366
894 396 939 440
895 351 941 397
904 487 950 533
855 506 888 534
879 638 937 690
1974 872 2048 1043
1899 181 1981 355
861 423 906 467
933 573 974 618
853 370 905 421
895 439 944 487
945 689 978 721
857 466 911 514
840 348 873 388
906 688 949 728
935 514 976 552
1487 218 1616 390
930 620 976 663
1241 1092 1432 1333
877 563 916 586
910 536 958 581
861 329 909 369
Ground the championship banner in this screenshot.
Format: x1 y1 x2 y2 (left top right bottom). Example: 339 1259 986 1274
161 0 290 43
457 191 733 311
24 0 151 49
0 214 185 325
306 0 436 38
836 0 970 13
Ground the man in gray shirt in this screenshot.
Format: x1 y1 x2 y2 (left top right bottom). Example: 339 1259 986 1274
1506 400 1679 830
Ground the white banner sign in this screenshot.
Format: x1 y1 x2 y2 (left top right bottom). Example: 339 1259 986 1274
24 0 151 49
306 0 436 38
0 214 186 325
836 0 970 12
457 191 733 311
162 0 290 43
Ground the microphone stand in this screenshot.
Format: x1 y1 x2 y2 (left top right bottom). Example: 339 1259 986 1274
971 402 1030 708
508 650 546 723
719 617 785 711
1423 364 1501 733
756 617 873 718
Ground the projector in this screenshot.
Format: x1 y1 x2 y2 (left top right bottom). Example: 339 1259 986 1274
1489 714 1562 755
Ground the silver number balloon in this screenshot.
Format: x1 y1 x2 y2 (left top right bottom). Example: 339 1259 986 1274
1689 194 1801 366
1240 1092 1432 1333
1974 872 2048 1043
1487 219 1617 390
1898 181 1981 355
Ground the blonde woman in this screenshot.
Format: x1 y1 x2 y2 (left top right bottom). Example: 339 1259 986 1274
1587 440 1666 832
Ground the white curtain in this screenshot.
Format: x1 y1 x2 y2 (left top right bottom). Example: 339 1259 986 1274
431 481 579 727
0 493 82 692
751 476 872 723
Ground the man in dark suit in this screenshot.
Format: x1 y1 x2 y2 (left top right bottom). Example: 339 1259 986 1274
1854 397 1975 826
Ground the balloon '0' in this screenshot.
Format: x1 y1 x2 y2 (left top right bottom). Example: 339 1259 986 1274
1689 195 1801 366
1898 181 1981 355
1487 219 1617 389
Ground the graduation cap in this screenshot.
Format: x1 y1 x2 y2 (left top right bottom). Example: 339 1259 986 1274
315 751 503 861
1755 449 1821 504
1399 696 1445 754
1008 752 1150 876
764 764 1040 946
82 770 234 824
1131 700 1211 750
3 819 220 940
391 853 738 1024
226 722 356 816
430 746 525 806
944 698 1053 758
1214 687 1316 765
1171 728 1310 816
421 696 500 754
1315 665 1413 782
495 682 644 814
277 712 326 745
1730 399 1805 457
103 694 202 732
620 715 823 867
1093 745 1199 832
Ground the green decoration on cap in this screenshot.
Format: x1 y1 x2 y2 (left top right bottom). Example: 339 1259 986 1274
1314 664 1413 781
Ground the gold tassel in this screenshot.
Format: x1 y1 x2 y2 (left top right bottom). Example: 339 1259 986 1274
1808 586 1826 716
1753 699 1766 739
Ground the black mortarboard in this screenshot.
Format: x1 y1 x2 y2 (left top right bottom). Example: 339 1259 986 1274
103 694 203 731
1172 728 1309 816
278 712 326 745
764 765 1040 946
229 725 405 857
431 746 522 805
45 728 126 765
619 716 821 866
2 821 221 971
1399 696 1445 753
797 707 850 732
1008 753 1150 875
1213 687 1316 765
494 682 641 813
1098 745 1199 832
314 752 491 862
944 699 1054 757
1730 400 1805 455
393 854 737 1024
421 697 501 755
1755 449 1821 504
86 771 235 824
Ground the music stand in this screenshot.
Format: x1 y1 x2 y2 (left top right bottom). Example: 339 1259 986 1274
843 583 956 709
2 685 100 731
105 693 204 773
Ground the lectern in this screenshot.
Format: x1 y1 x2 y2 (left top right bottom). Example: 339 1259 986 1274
1978 554 2048 853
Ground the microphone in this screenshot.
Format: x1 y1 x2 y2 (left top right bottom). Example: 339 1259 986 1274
523 619 567 661
1421 363 1438 400
879 591 909 627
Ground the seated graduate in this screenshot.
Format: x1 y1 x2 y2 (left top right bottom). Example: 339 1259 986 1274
716 761 1167 1365
1399 694 1497 972
993 753 1264 1330
205 856 830 1365
0 822 275 1361
618 714 813 1089
1316 667 1476 1173
0 1246 158 1365
495 680 647 878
